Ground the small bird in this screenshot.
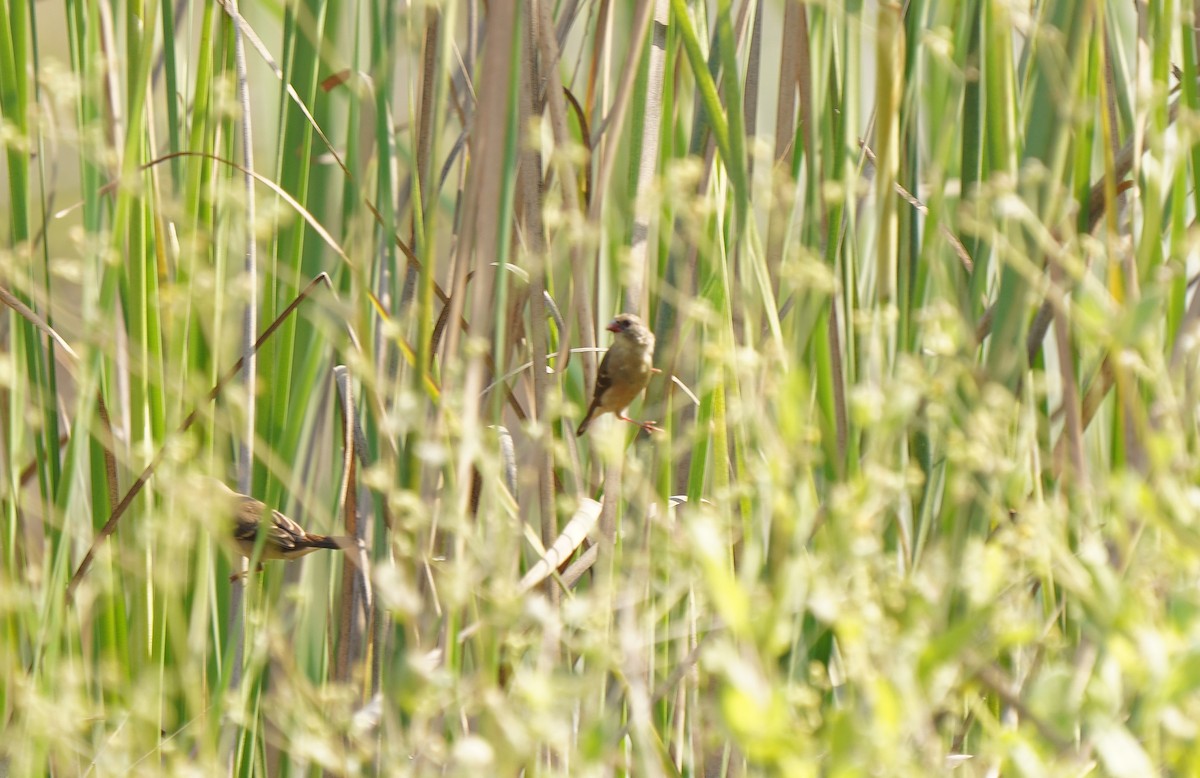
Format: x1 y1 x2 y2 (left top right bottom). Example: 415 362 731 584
213 480 354 567
577 312 660 436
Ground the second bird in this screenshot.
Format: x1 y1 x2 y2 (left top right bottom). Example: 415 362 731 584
214 480 354 563
577 313 659 436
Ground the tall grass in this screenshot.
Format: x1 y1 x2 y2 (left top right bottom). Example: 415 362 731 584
3 0 1199 774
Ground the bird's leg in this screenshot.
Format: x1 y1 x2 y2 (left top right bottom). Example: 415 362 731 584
228 564 264 582
617 413 662 433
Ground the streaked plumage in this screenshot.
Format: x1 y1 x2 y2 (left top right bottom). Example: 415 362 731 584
215 480 351 563
577 313 659 436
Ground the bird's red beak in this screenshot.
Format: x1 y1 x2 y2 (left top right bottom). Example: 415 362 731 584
606 319 622 333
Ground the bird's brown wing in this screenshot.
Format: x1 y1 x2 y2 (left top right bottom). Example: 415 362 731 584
232 496 267 546
265 508 312 552
577 348 616 435
591 347 618 406
233 496 308 554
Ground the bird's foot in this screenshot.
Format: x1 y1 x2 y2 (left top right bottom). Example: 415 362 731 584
228 564 264 583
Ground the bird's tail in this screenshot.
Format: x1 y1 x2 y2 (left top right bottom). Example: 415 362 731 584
308 533 358 551
576 405 599 436
319 535 371 581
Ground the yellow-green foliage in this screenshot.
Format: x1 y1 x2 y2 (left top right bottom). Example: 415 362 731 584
1 1 1197 775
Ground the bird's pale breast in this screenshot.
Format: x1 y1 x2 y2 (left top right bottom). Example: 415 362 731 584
598 339 654 411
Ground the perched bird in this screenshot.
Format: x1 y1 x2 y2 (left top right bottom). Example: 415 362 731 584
212 480 354 568
577 312 660 436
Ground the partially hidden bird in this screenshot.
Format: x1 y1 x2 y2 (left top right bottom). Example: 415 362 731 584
212 480 355 568
577 312 660 436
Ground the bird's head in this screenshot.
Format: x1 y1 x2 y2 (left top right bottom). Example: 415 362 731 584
607 313 642 334
606 313 654 347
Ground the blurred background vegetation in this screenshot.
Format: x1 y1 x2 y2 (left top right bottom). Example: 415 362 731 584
2 0 1199 774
